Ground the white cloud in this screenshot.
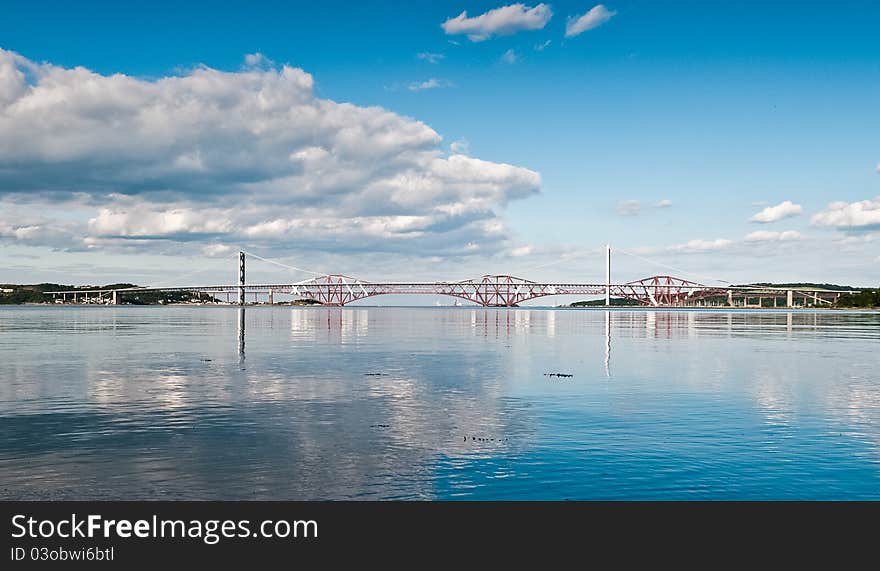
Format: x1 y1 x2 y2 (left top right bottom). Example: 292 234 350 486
442 3 553 42
834 233 877 246
655 199 672 208
0 48 540 256
0 206 84 250
810 197 880 230
202 244 232 258
510 245 533 257
749 200 803 223
408 78 452 91
501 49 518 64
616 200 640 216
744 230 803 243
668 238 732 253
535 40 552 51
243 53 274 68
450 139 470 155
88 207 235 237
565 4 617 38
416 52 445 64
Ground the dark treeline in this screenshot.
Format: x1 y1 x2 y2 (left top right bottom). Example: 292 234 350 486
834 288 880 308
0 283 85 304
1 283 323 305
0 283 205 304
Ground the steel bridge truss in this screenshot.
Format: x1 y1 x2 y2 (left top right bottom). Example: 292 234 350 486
209 274 786 307
47 275 848 308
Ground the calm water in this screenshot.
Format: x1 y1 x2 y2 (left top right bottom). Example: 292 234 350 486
0 305 878 500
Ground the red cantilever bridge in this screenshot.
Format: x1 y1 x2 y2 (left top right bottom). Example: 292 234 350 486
232 273 736 307
48 251 850 308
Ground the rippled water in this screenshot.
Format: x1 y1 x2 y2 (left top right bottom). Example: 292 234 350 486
1 306 878 500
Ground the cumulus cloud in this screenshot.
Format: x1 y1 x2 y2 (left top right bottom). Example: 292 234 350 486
450 139 470 155
416 52 445 64
565 4 617 38
655 199 672 208
202 244 233 258
501 49 518 64
616 200 641 216
834 233 877 246
749 200 803 223
0 48 540 256
744 230 803 242
408 78 452 91
0 204 85 250
668 238 732 253
88 206 235 238
243 53 274 69
810 197 880 231
442 3 553 42
509 245 533 257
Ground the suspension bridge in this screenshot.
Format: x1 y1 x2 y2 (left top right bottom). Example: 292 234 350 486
46 247 853 308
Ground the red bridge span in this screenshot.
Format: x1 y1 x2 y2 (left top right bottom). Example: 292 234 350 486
252 273 736 307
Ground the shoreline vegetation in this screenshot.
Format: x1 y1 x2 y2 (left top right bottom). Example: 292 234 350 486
1 282 878 309
0 283 320 306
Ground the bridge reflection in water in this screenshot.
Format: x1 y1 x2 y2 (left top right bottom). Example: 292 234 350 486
233 306 837 382
4 305 877 500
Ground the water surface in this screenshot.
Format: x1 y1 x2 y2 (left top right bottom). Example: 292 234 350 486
1 306 878 499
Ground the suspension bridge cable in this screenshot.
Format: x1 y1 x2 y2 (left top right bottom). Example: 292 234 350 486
238 250 327 277
144 264 221 289
613 246 734 286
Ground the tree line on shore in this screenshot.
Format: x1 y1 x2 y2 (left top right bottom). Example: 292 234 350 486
833 288 880 308
0 283 200 304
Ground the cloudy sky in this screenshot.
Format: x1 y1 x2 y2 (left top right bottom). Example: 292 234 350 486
1 1 879 290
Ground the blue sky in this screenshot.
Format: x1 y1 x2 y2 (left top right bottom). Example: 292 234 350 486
1 1 879 291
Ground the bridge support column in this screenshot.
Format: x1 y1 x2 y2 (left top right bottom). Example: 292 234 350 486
112 290 118 305
238 251 246 306
786 290 793 308
727 290 733 307
605 244 611 307
269 290 274 305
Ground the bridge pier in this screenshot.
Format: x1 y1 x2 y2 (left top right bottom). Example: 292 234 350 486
238 251 246 306
605 244 611 307
786 290 793 308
